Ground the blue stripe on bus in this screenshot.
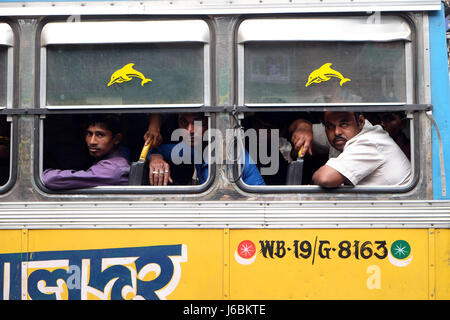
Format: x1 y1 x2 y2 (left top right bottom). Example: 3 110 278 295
429 3 450 199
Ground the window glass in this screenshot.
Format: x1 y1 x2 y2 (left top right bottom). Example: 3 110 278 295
0 46 7 107
46 43 204 106
244 41 406 104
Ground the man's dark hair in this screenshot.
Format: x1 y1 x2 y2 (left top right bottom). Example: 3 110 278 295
321 111 364 126
85 114 122 136
353 112 363 126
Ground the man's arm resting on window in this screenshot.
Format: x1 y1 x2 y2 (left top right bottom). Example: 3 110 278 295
312 165 347 188
42 160 128 189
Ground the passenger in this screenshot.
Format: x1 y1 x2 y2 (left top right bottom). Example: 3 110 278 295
290 111 411 187
378 111 411 160
42 114 130 190
148 112 266 186
249 112 290 185
249 112 322 185
143 114 164 148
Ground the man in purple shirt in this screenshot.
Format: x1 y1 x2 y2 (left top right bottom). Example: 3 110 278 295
42 115 130 190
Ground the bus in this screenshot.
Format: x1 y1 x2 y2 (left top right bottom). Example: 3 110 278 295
0 0 448 301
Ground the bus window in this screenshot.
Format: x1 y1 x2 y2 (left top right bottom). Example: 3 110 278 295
1 22 13 109
238 16 412 107
0 23 13 189
0 46 8 185
40 20 210 108
41 113 215 190
235 16 416 192
239 111 412 187
0 116 9 186
0 45 6 108
38 20 215 193
45 43 204 107
243 41 406 104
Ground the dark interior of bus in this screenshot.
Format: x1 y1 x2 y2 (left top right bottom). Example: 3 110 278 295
0 115 9 186
41 111 411 187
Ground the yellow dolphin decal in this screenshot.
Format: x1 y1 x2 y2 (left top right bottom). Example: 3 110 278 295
107 63 152 87
305 63 351 87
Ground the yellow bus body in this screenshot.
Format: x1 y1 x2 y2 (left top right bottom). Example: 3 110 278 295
1 228 448 300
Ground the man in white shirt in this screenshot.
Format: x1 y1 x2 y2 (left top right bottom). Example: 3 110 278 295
290 111 411 188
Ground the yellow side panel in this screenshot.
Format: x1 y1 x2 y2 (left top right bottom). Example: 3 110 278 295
229 229 430 299
0 230 22 254
436 228 450 299
25 229 224 300
0 228 447 300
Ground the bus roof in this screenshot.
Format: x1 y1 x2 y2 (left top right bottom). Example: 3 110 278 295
0 0 442 16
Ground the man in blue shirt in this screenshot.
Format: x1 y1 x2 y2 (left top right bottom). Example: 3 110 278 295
148 113 265 186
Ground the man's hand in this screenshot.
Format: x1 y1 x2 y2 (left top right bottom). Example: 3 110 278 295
144 114 163 148
289 119 313 157
148 154 172 186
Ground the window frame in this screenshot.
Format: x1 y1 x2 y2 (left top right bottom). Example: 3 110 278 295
0 23 13 109
36 18 216 195
0 22 16 194
39 20 211 109
233 14 420 194
237 15 414 107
